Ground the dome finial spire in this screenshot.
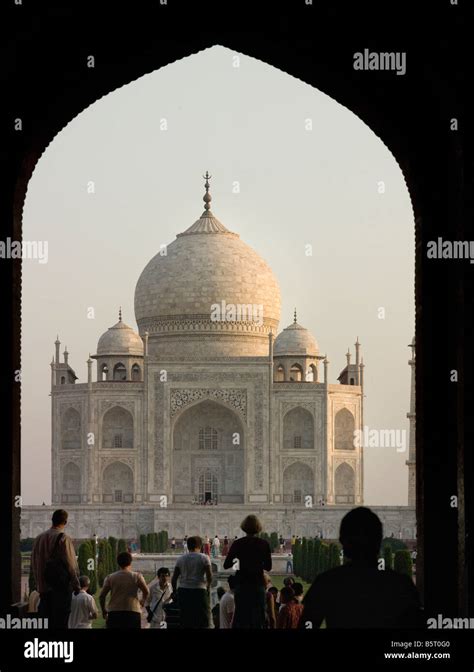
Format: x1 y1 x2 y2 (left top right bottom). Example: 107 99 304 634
202 171 212 212
294 307 297 324
119 306 122 322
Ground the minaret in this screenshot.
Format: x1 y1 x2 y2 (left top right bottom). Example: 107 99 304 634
406 337 416 506
323 356 329 384
355 337 360 384
53 337 60 386
54 336 61 363
87 354 93 385
346 348 351 367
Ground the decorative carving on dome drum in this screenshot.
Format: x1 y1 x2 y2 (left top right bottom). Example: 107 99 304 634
170 388 247 419
141 316 275 335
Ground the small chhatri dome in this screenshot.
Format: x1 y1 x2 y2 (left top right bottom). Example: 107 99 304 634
274 315 319 356
96 312 144 356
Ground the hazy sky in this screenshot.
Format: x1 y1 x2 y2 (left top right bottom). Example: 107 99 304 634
21 45 414 505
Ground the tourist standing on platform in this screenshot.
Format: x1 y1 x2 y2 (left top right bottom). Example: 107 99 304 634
203 536 211 557
222 535 229 556
172 536 213 628
223 515 272 629
99 551 149 629
212 535 220 558
31 509 80 629
183 536 189 553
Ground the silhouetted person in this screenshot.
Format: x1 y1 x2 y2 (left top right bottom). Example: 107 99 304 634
301 507 423 628
223 515 272 628
31 509 80 628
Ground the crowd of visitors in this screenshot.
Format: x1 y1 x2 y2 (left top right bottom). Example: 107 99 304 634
30 506 422 630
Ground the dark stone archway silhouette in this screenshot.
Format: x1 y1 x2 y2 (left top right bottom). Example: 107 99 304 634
1 2 469 622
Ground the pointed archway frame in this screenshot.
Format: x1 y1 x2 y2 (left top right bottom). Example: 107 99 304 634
1 3 468 620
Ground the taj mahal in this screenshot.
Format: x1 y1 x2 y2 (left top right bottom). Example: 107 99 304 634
21 174 416 541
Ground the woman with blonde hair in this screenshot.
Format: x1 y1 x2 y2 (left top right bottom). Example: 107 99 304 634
223 514 272 628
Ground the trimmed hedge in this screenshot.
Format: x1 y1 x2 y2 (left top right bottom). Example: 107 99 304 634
328 542 341 570
77 540 97 594
382 537 408 552
383 544 393 570
320 543 329 574
21 538 35 553
140 530 170 553
394 549 413 577
108 537 118 568
270 532 279 552
293 538 301 576
294 537 340 582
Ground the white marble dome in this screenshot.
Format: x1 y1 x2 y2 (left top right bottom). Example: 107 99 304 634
274 320 319 356
134 181 281 357
96 318 144 356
